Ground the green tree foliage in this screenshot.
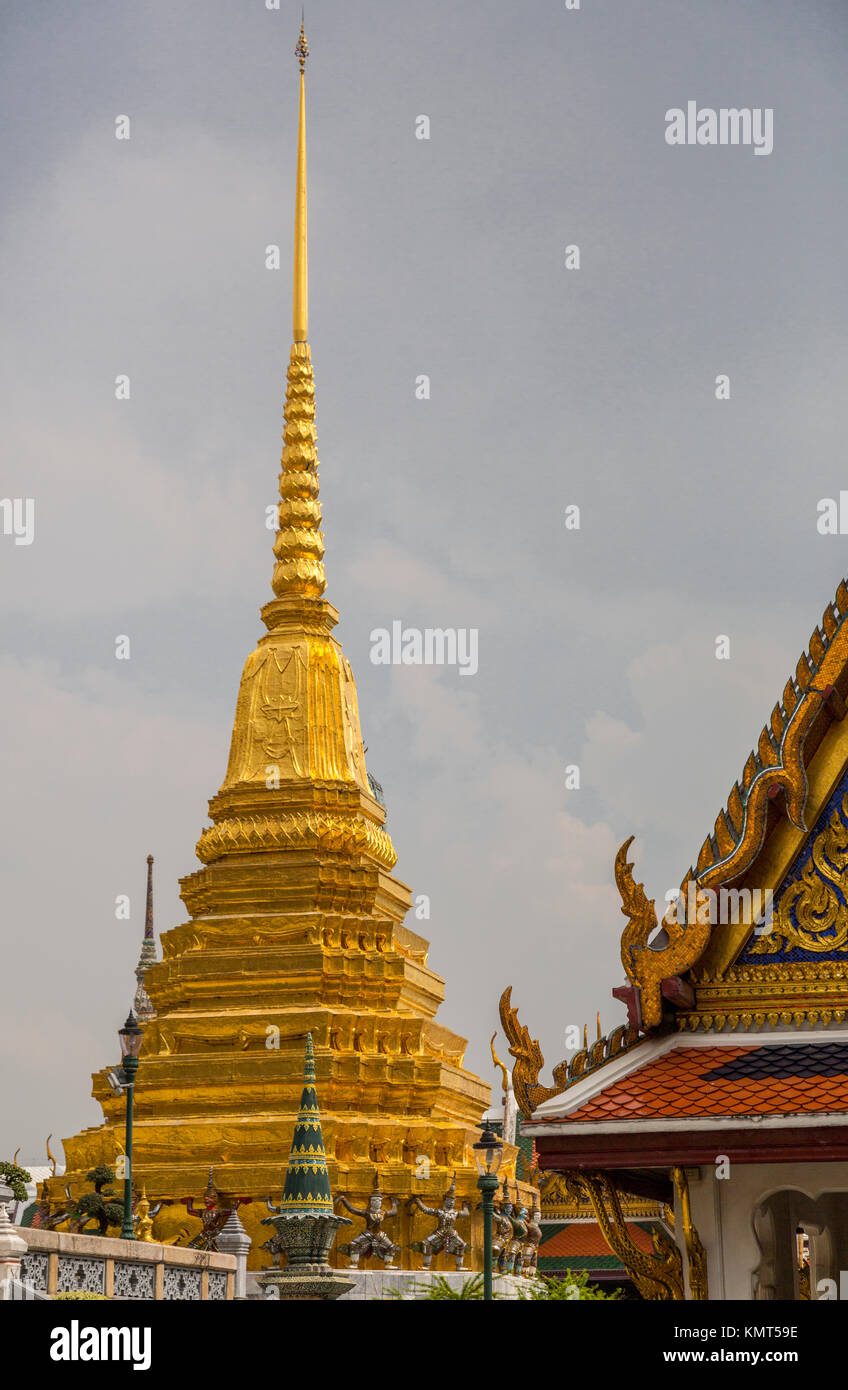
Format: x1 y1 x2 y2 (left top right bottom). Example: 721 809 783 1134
71 1166 124 1236
387 1269 621 1301
86 1165 115 1193
418 1275 485 1300
384 1274 488 1300
522 1269 621 1301
0 1161 33 1203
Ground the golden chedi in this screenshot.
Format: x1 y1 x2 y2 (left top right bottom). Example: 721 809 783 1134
55 25 523 1271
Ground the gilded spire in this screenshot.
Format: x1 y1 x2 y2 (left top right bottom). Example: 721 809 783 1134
144 854 154 942
293 20 309 344
268 21 325 607
133 854 157 1023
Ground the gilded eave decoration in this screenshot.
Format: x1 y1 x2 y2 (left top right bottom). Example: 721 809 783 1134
497 987 640 1119
746 785 848 959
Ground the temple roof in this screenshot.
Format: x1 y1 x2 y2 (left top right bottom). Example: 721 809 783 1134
502 575 848 1128
539 1220 658 1264
526 1031 848 1128
687 577 848 899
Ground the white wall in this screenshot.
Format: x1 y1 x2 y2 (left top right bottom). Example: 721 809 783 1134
681 1162 848 1300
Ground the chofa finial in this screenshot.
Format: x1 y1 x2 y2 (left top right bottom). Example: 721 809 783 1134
295 17 309 74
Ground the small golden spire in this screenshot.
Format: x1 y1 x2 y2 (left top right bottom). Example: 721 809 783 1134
293 19 309 344
596 1011 602 1041
136 1186 154 1243
582 1023 588 1051
295 15 309 73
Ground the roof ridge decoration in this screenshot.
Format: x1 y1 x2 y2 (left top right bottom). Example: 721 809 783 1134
691 577 848 889
498 987 641 1118
498 576 848 1118
615 590 844 1026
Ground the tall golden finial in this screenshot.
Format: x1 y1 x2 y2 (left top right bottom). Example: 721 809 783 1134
295 15 309 73
596 1011 602 1041
293 18 309 344
266 17 324 606
583 1023 588 1051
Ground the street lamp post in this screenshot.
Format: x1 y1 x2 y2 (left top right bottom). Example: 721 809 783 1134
118 1011 143 1241
473 1119 503 1302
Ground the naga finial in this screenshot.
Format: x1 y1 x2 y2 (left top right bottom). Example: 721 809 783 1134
46 1134 57 1177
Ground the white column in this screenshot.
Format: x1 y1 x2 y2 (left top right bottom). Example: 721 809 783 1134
217 1210 251 1300
0 1202 28 1298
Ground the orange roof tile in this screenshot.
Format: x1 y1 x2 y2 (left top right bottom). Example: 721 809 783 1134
559 1043 848 1123
540 1221 656 1258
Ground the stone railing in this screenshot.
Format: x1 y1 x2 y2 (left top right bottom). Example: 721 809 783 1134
9 1225 236 1301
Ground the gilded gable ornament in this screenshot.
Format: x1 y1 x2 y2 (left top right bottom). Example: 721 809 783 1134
749 791 848 957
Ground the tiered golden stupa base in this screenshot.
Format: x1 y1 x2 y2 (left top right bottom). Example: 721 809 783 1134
59 1022 528 1270
54 597 531 1270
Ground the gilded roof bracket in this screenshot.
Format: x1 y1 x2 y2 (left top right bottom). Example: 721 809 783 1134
561 1170 684 1300
672 1167 708 1301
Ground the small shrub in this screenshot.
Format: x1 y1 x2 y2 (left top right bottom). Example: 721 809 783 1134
386 1274 504 1300
522 1269 621 1301
70 1167 123 1236
52 1291 110 1301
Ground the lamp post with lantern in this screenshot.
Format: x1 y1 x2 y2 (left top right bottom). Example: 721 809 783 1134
473 1119 503 1301
118 1011 143 1240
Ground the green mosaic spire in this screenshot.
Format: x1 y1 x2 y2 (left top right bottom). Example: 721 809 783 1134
281 1034 334 1215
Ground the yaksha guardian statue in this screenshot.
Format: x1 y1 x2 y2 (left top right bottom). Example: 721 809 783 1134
409 1174 471 1270
495 1178 515 1275
522 1195 542 1275
478 1190 513 1273
183 1167 242 1251
506 1191 529 1276
335 1172 400 1267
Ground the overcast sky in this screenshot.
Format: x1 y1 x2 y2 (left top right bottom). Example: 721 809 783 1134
2 0 848 1160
